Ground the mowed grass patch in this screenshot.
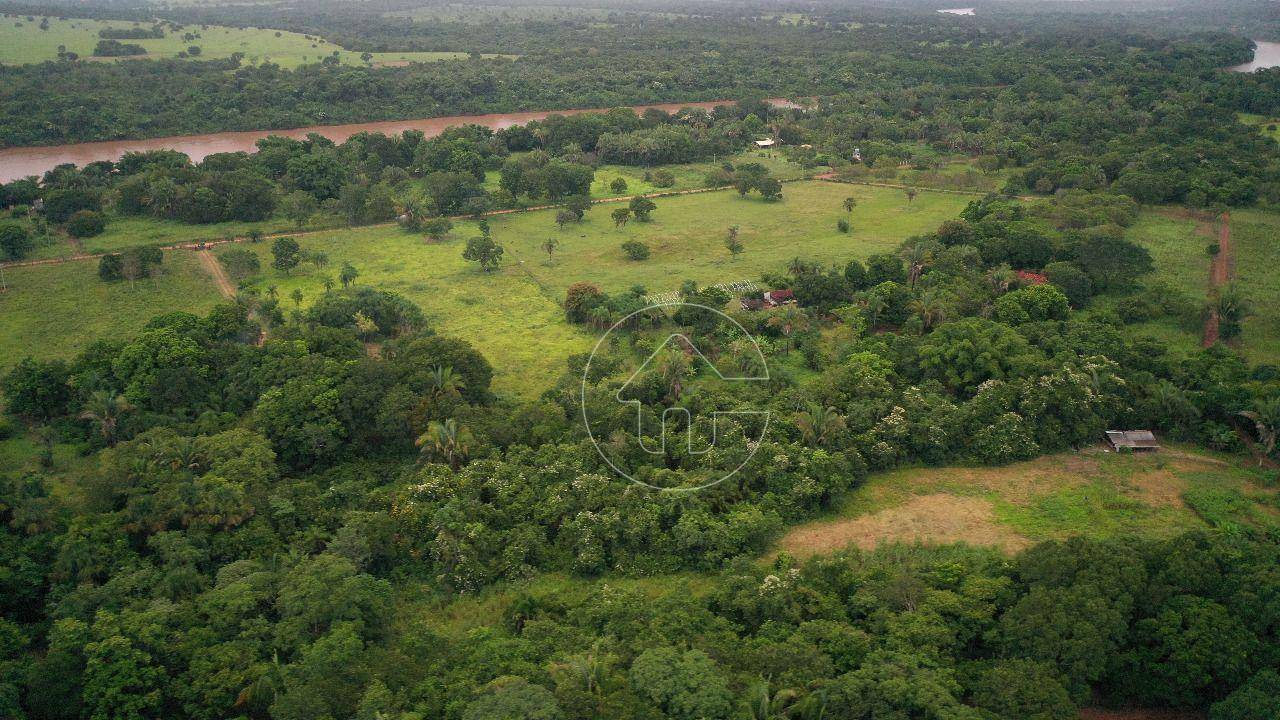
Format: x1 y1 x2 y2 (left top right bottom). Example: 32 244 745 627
487 180 969 297
1229 208 1280 365
770 447 1274 558
0 249 224 370
0 15 507 67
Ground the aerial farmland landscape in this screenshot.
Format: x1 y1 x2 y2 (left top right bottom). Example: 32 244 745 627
1 1 1280 719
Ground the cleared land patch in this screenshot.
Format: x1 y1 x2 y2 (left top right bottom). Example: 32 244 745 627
772 447 1275 558
0 15 507 67
229 181 967 396
0 249 225 369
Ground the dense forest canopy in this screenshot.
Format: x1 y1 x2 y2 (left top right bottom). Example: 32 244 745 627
2 1 1280 719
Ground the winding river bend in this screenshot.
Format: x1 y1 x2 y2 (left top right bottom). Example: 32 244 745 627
1228 40 1280 72
0 99 799 183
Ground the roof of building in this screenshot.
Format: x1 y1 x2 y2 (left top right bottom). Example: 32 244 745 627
754 138 776 147
1105 430 1160 448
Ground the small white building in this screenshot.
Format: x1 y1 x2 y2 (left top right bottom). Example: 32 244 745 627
754 138 776 148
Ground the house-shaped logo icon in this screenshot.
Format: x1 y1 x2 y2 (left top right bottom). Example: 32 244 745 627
615 332 768 455
581 301 771 492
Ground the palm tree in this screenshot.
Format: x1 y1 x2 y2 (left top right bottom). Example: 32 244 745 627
290 288 303 307
79 390 134 445
1211 283 1254 340
416 418 473 470
794 403 846 447
910 289 946 332
321 275 335 292
1238 397 1280 465
266 284 278 300
988 266 1016 294
745 679 800 720
429 365 466 399
862 293 887 329
588 305 613 330
541 237 560 263
899 241 934 289
656 347 691 403
843 196 856 212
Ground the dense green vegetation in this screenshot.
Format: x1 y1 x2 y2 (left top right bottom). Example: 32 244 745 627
3 2 1280 719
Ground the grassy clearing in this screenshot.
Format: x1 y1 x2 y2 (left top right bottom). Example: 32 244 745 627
0 15 508 67
772 447 1277 558
1122 208 1211 355
5 182 966 396
229 181 965 396
0 249 224 370
1228 208 1280 365
1239 112 1280 142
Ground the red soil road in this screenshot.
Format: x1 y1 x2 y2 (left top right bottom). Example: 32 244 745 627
1202 212 1232 347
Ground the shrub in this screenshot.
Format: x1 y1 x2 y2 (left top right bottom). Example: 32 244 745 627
621 240 651 261
218 247 261 279
66 210 106 238
0 222 33 260
836 218 850 233
650 169 676 188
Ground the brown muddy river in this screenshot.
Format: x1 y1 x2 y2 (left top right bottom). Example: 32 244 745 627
1228 40 1280 72
0 99 799 183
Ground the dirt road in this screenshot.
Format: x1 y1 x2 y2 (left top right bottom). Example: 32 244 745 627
1202 212 1232 347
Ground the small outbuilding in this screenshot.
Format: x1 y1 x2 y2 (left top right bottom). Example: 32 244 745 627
1105 430 1160 453
754 138 776 148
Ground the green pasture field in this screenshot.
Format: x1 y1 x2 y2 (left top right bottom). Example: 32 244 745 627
1122 208 1212 356
0 15 509 67
1229 208 1280 365
0 249 225 370
228 181 968 396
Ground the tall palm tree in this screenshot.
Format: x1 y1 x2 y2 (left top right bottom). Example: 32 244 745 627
910 289 946 332
988 266 1016 294
429 365 466 399
1238 397 1280 465
78 390 134 445
746 679 801 720
794 403 846 447
416 418 473 470
862 293 887 329
899 241 934 289
656 347 691 403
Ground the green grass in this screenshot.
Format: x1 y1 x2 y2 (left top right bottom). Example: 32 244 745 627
773 447 1277 557
1124 208 1211 354
231 181 967 396
0 249 225 370
1229 208 1280 365
0 15 510 67
1239 112 1280 142
5 182 965 397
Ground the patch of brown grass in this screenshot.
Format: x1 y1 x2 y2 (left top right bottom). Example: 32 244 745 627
776 494 1032 558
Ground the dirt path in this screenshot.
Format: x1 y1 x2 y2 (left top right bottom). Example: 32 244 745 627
813 173 1037 201
197 249 236 299
1202 211 1232 347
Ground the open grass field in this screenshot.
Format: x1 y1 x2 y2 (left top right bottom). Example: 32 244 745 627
0 15 508 67
1239 112 1280 142
772 446 1279 558
1229 208 1280 365
1122 208 1212 356
0 249 225 370
225 181 967 395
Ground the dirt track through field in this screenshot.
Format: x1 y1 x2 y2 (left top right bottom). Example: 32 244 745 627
197 249 235 299
1202 211 1231 347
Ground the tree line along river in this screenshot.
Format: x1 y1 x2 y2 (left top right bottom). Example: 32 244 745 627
0 99 801 183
